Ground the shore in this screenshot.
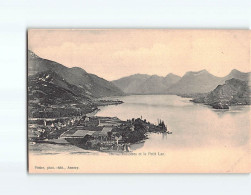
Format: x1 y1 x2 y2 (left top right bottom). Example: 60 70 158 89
29 98 170 154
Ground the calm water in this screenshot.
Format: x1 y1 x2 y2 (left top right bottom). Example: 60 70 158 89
31 95 250 156
30 95 250 172
97 95 250 151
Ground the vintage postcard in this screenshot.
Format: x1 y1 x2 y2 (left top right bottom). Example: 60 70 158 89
28 29 251 173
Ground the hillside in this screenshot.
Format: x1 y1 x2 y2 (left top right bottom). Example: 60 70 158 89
28 70 91 105
191 78 251 109
28 70 97 118
28 50 124 98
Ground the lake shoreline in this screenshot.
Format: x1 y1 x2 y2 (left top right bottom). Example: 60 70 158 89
29 94 250 156
29 96 170 154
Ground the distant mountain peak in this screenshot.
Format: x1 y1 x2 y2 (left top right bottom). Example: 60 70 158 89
166 73 176 77
199 69 208 73
133 73 150 77
231 68 239 72
230 69 241 74
122 73 151 80
184 69 210 77
165 73 181 78
223 69 250 83
113 72 181 94
150 74 161 78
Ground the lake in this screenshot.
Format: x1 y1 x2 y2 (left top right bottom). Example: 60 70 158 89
30 95 250 172
97 95 250 149
95 95 250 172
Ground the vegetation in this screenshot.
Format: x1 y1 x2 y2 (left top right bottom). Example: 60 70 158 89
111 118 167 144
191 78 251 109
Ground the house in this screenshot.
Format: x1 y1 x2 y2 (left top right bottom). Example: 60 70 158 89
101 126 113 134
62 130 95 138
92 126 113 141
92 131 108 141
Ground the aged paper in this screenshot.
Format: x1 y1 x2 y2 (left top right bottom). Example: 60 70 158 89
28 29 251 173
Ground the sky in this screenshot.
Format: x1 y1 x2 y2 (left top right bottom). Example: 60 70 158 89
28 29 250 81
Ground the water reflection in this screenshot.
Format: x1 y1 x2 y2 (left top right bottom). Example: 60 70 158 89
30 95 250 156
97 95 250 149
162 132 167 140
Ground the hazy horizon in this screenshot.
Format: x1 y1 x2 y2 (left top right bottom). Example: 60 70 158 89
29 48 249 81
28 29 250 80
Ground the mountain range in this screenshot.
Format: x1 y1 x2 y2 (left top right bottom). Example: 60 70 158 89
112 73 181 94
28 50 250 98
112 69 250 95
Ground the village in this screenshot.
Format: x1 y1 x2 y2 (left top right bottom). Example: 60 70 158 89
28 112 171 153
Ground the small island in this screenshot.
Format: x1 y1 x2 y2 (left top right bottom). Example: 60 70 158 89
191 78 251 109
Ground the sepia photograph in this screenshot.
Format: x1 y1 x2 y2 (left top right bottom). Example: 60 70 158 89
27 29 250 173
1 0 251 194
